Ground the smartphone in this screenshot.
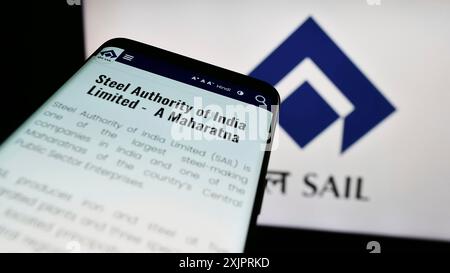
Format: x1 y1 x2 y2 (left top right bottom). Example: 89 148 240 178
0 38 279 252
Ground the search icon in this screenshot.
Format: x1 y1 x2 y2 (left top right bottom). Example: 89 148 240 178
255 95 267 106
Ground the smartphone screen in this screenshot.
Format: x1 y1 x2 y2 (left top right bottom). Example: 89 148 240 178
0 39 278 252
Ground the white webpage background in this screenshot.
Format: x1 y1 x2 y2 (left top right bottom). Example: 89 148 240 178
84 0 450 241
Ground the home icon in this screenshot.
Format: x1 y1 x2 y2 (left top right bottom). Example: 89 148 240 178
99 49 118 58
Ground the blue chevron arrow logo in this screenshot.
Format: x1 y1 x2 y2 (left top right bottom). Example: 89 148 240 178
250 17 396 153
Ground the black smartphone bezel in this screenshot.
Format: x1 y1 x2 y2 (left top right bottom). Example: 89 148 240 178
91 38 280 252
